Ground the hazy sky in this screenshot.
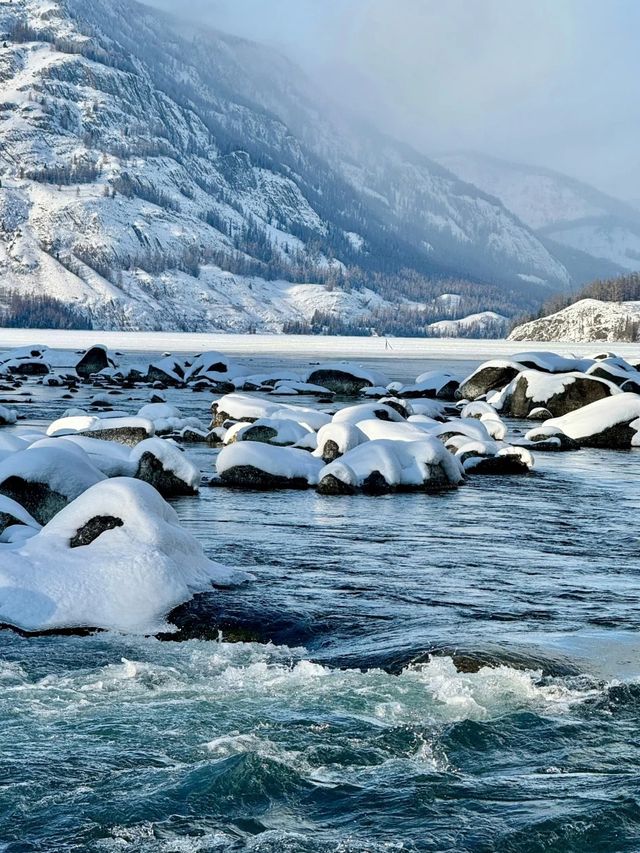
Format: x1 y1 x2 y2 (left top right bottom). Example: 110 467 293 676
148 0 640 200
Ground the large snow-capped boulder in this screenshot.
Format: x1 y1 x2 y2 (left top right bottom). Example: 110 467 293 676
317 438 464 495
211 393 330 431
586 359 640 392
397 371 460 400
457 360 524 400
146 356 187 386
0 445 106 525
216 443 324 489
0 478 243 634
47 415 155 446
184 351 245 383
224 418 313 447
509 351 594 374
306 363 389 396
492 370 618 418
130 438 200 496
75 345 114 379
457 443 534 475
531 393 640 448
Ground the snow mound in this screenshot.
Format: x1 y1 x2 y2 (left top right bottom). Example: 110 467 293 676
318 438 464 494
0 478 243 634
216 442 324 489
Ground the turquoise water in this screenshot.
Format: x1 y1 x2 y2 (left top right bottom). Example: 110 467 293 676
1 351 640 851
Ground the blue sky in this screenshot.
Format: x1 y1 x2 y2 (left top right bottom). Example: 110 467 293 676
148 0 640 199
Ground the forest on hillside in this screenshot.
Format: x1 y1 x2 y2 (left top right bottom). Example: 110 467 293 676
512 271 640 329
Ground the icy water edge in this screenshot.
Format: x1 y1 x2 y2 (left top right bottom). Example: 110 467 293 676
1 347 640 852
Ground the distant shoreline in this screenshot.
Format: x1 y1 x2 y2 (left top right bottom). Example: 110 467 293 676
0 329 637 360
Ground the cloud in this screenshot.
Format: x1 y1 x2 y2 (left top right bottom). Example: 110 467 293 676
146 0 640 199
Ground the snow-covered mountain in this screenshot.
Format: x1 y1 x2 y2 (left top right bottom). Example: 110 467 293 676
0 0 573 332
509 299 640 343
437 151 640 282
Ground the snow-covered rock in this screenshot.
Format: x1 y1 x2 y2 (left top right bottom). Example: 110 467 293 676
0 478 243 634
210 393 330 431
533 393 640 448
75 345 115 378
397 371 460 399
0 445 106 525
224 418 313 447
331 402 405 426
47 415 155 445
313 422 368 462
492 370 618 418
306 363 389 396
458 360 525 400
216 443 323 489
317 438 464 494
130 438 200 496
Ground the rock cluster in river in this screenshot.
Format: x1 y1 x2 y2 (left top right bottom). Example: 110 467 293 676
0 341 638 635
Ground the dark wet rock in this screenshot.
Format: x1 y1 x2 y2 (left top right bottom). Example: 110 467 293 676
306 368 372 396
465 455 531 475
319 439 341 463
205 429 224 447
220 465 310 490
362 470 393 494
134 451 198 497
527 407 552 420
620 378 640 394
69 515 124 547
179 428 208 443
75 346 112 379
8 360 49 376
457 363 521 400
316 473 356 495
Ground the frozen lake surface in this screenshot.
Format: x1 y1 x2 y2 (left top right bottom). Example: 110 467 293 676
1 336 640 852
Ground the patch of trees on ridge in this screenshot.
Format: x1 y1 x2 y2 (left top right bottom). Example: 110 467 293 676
516 271 640 323
0 291 92 330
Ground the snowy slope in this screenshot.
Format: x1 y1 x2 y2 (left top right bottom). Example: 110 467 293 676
509 299 640 343
429 312 509 338
0 0 573 333
437 151 640 277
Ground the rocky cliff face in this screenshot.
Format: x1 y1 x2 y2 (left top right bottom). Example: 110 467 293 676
0 0 572 332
